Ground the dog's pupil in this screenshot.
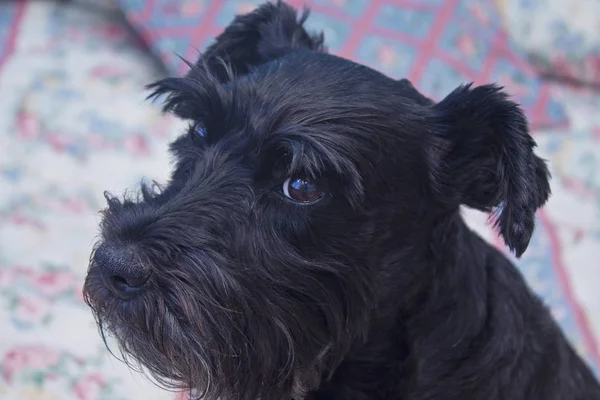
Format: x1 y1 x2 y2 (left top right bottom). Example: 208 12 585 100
288 178 320 202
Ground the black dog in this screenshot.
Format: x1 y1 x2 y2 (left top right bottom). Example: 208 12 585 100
83 2 600 399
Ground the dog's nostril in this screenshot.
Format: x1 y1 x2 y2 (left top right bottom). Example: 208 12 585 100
109 274 144 292
112 275 128 287
94 243 149 297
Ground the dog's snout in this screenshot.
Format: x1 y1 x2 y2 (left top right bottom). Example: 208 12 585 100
94 243 149 298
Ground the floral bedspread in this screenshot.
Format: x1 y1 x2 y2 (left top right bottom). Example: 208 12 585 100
0 1 598 400
496 0 600 86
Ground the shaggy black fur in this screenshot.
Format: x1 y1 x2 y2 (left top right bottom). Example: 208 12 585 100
83 2 600 399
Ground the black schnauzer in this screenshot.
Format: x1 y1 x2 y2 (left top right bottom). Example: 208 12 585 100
83 2 600 399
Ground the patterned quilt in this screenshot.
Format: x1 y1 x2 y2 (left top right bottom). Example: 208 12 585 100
0 1 599 400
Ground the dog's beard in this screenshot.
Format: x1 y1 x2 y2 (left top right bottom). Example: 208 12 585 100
84 248 373 400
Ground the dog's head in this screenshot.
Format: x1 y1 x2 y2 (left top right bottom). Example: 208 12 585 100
83 2 550 399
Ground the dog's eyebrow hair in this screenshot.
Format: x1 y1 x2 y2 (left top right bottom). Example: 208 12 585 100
145 75 228 121
145 57 241 124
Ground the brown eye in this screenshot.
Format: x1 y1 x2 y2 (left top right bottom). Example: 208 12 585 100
282 177 323 203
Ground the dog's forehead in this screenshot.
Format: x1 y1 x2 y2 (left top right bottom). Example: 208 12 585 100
252 51 394 97
235 51 432 134
215 52 398 136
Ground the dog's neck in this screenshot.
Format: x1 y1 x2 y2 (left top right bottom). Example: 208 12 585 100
321 211 493 397
377 210 488 318
318 209 573 400
397 210 491 353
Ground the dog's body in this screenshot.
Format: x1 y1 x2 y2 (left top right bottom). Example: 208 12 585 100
83 2 600 399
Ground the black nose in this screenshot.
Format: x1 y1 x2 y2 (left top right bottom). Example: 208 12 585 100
94 243 149 298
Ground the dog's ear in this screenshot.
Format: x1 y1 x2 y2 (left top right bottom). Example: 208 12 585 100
428 84 551 257
195 1 324 82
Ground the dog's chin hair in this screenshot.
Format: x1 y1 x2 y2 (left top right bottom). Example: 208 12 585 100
89 300 223 399
84 260 356 400
90 306 331 400
84 272 215 398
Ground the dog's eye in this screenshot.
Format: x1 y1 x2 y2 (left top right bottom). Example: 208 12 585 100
193 123 206 137
282 177 323 203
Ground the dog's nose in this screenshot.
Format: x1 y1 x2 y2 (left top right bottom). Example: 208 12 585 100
94 243 149 298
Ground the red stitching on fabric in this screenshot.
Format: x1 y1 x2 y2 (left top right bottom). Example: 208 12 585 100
338 1 382 59
368 25 422 47
293 1 357 21
478 30 504 85
0 0 27 73
407 0 459 83
539 209 600 371
180 1 225 76
386 0 440 12
530 84 551 128
145 26 199 38
135 0 157 26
